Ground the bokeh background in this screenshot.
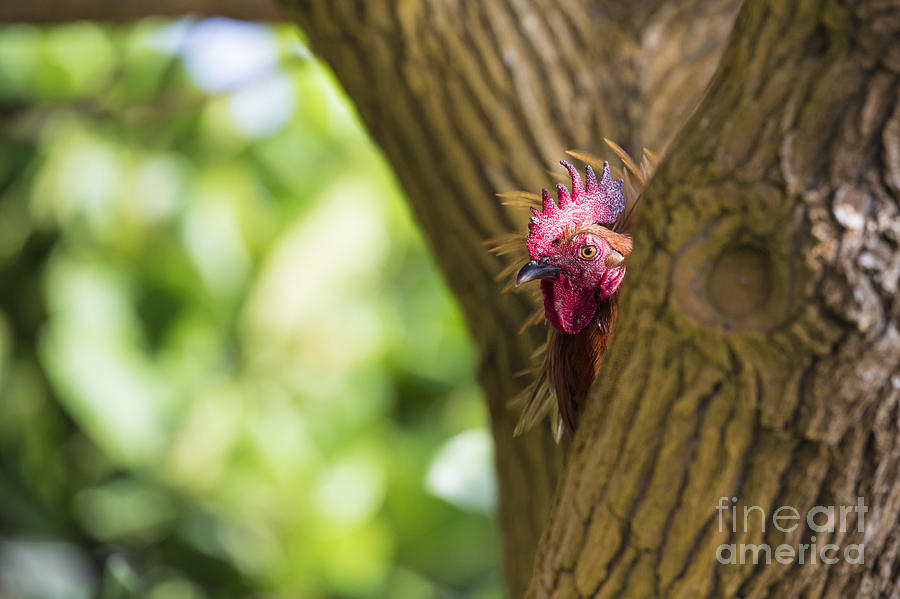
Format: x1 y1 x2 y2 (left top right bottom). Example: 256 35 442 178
0 18 501 599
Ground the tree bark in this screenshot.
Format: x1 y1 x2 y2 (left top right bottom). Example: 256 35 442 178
527 1 900 597
280 0 741 595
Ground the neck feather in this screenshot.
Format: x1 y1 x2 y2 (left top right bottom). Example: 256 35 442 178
547 294 618 434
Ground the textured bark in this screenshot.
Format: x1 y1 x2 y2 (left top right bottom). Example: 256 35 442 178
528 1 900 597
280 1 740 595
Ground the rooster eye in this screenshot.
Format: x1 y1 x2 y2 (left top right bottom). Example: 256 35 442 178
579 245 598 260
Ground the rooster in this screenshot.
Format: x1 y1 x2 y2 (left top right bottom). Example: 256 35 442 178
490 140 657 440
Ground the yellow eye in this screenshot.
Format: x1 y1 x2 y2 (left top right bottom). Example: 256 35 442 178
579 245 598 260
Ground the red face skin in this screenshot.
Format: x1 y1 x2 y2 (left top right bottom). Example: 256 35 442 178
540 230 626 335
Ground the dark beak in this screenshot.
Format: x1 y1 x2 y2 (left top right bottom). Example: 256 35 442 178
516 260 562 287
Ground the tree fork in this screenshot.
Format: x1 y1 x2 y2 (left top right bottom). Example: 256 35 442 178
282 0 742 594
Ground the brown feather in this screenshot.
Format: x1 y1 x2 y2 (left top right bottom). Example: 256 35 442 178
497 190 542 209
548 293 618 434
561 224 633 257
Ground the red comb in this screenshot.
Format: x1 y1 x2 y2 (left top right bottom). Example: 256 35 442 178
526 161 626 259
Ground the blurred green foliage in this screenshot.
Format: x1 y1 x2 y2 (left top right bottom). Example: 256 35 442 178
0 18 499 599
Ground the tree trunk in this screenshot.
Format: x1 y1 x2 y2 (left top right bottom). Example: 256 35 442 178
281 0 746 594
527 1 900 597
7 0 900 596
283 0 900 595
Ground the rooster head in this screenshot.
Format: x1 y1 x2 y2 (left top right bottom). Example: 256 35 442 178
516 161 632 335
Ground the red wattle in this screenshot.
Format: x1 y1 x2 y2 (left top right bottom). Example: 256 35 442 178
541 267 626 335
541 277 597 335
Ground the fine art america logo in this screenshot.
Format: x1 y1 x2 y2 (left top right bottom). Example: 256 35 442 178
715 496 867 565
